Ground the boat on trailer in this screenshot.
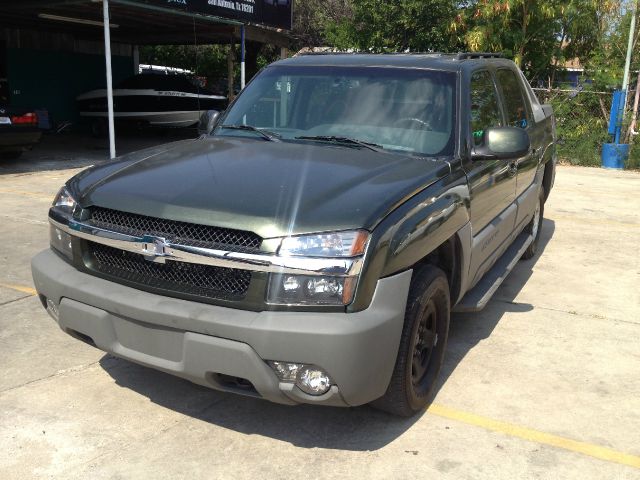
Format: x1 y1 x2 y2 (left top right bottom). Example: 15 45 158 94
77 74 227 130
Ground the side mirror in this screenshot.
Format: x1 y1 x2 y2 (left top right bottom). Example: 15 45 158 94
198 110 221 136
471 126 530 160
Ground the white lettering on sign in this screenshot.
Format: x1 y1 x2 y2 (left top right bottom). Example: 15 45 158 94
207 0 254 13
208 0 234 9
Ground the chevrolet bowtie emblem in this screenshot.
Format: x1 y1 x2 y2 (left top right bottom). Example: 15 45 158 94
140 236 170 263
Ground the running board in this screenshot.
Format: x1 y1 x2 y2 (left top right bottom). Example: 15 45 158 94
453 231 533 313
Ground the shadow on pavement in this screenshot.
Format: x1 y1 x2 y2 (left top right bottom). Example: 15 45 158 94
99 219 555 451
100 354 421 451
0 129 197 175
441 219 556 386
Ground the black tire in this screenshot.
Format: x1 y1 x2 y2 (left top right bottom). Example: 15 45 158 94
372 265 450 417
521 185 545 260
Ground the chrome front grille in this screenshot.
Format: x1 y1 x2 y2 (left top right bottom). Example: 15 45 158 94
87 242 252 299
90 207 262 252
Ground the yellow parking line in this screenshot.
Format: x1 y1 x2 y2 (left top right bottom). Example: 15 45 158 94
1 277 638 470
428 403 640 469
0 282 37 296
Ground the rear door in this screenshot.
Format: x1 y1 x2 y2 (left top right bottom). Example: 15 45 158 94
464 69 518 287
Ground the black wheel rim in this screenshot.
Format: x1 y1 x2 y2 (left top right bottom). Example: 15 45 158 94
411 301 438 388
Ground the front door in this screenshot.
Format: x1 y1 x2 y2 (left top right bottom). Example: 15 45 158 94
464 70 518 287
495 68 542 229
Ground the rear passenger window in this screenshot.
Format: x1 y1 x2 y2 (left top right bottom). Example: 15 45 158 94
496 69 530 129
469 71 502 146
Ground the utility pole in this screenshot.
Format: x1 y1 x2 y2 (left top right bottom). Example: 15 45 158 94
622 0 638 109
624 0 640 142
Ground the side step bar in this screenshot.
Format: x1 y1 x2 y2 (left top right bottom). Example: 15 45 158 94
453 230 533 313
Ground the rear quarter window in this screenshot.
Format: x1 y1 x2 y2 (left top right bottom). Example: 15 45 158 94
496 69 530 129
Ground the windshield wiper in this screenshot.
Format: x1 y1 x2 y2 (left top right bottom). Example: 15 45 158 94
219 124 281 141
295 135 384 152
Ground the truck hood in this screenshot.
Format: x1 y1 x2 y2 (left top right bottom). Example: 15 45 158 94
68 136 450 238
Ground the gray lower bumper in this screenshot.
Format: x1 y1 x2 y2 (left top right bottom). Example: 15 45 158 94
32 249 411 407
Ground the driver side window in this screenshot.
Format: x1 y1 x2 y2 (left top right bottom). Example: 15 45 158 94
469 71 503 146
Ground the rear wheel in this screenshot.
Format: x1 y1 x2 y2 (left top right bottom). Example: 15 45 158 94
372 265 450 417
521 185 545 260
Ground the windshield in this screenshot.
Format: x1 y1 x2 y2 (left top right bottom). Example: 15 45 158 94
216 65 456 156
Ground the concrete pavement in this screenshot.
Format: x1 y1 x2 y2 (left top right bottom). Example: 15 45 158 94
0 152 638 479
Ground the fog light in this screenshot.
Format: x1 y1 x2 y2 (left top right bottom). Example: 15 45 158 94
267 361 333 396
46 298 59 320
297 366 331 396
268 361 304 382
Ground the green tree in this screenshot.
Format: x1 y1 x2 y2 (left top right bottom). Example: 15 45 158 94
461 0 618 81
140 45 228 79
584 3 639 90
324 0 461 53
292 0 353 48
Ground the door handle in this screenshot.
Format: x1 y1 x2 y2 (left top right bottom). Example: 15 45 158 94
508 160 518 177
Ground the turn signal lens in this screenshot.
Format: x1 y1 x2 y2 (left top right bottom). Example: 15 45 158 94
49 224 73 260
267 361 304 382
51 186 77 216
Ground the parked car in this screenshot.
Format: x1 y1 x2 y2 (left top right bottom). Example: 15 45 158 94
0 105 42 159
76 73 228 134
32 53 556 416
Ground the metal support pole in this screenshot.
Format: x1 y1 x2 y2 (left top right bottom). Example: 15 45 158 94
103 0 116 159
227 40 235 103
240 25 246 89
622 0 638 103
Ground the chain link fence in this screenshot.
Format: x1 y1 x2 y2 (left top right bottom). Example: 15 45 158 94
533 88 610 167
532 88 640 168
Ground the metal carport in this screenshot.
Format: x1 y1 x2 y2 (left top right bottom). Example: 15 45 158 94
0 0 292 158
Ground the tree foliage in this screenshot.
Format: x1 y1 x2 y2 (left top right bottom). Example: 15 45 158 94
140 44 228 87
291 0 352 48
458 0 620 81
584 3 640 90
323 0 461 52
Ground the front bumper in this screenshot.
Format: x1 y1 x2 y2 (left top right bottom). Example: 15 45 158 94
32 249 411 407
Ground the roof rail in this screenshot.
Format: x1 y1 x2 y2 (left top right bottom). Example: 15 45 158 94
456 52 504 60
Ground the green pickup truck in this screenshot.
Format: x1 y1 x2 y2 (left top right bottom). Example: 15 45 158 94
32 53 555 416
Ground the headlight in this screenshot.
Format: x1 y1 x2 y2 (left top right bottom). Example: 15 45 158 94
278 230 368 257
267 273 357 306
51 186 77 217
268 230 368 306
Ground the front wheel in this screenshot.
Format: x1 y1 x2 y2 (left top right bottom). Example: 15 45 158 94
521 185 545 260
372 265 450 417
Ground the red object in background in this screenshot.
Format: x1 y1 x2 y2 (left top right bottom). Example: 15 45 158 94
10 112 38 125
